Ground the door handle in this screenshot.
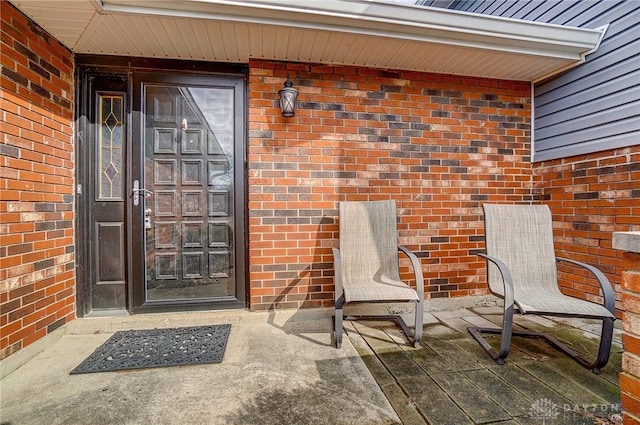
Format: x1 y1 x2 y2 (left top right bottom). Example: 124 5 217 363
132 180 153 206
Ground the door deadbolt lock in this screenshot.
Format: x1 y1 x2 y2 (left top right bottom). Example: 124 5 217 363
144 208 152 229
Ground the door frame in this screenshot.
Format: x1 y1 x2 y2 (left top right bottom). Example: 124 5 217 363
75 56 249 316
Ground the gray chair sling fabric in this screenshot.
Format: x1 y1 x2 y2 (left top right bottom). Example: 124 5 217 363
469 204 616 373
333 200 424 348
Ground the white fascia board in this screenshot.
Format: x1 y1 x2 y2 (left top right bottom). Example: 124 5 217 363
102 0 605 60
533 24 610 83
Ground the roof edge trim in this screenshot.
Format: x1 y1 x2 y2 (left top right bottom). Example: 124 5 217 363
533 24 609 84
102 0 604 60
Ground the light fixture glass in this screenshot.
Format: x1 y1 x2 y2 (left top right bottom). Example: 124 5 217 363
278 76 299 117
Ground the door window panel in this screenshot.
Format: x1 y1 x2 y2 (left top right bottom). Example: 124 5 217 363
98 94 124 200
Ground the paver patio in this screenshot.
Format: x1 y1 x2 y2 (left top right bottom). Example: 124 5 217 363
347 306 622 425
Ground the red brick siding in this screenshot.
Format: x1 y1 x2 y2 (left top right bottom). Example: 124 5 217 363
620 251 640 424
248 59 533 311
533 146 640 316
0 1 75 360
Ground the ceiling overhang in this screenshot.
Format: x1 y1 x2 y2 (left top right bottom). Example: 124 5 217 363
10 0 606 81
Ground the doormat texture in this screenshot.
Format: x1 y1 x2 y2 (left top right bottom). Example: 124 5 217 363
70 324 231 374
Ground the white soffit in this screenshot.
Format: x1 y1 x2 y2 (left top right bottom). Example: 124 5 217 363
11 0 606 81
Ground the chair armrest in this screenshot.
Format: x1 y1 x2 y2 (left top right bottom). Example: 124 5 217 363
477 253 515 309
398 246 424 298
332 247 343 301
556 257 616 315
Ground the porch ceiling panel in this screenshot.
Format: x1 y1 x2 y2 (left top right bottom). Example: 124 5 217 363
13 0 97 47
11 0 605 81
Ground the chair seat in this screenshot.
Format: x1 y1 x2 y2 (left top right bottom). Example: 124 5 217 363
514 288 615 319
344 278 418 303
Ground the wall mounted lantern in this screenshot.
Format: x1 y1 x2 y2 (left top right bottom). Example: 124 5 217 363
278 76 299 117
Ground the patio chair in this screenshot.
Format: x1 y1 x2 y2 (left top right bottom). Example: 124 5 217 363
332 200 424 349
468 204 616 373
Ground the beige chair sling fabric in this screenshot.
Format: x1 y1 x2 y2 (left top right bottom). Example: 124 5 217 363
484 204 614 319
339 200 418 303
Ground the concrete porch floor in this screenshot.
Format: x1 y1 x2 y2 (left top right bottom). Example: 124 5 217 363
0 305 622 425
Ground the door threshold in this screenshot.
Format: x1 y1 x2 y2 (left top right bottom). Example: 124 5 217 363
84 309 130 318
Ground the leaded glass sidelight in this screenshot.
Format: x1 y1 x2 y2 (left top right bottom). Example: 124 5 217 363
98 95 124 200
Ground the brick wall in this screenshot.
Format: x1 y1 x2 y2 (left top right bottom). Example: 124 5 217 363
248 59 533 310
617 248 640 425
533 147 640 316
0 1 75 360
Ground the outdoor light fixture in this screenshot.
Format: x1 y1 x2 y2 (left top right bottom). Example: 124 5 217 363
278 76 298 117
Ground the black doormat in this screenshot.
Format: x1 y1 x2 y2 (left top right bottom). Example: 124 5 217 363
70 324 231 374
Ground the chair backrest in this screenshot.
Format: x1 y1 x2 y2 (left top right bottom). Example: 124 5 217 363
483 204 559 296
339 200 401 283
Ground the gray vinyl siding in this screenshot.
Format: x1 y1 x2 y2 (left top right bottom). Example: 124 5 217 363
427 0 640 162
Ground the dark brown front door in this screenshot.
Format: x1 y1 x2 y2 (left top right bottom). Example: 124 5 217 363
131 75 246 311
78 67 246 315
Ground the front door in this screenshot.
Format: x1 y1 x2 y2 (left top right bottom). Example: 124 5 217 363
78 69 246 314
131 75 246 311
